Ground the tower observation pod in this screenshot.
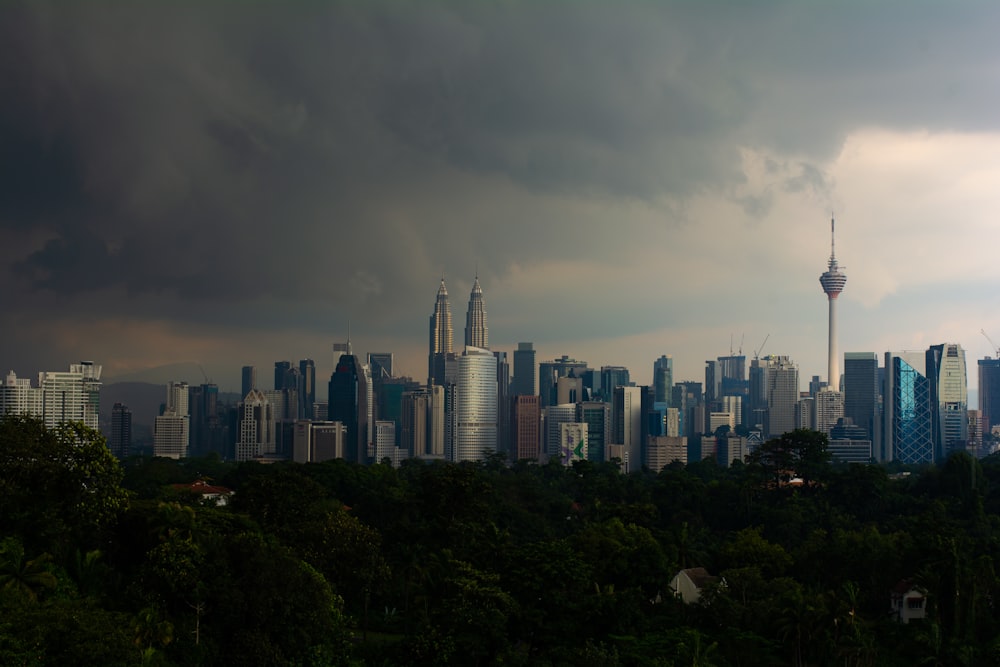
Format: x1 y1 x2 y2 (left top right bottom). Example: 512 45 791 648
819 217 847 388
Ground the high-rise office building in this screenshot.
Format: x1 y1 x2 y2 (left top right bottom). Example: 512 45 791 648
401 389 430 458
328 354 370 464
749 355 798 438
189 383 223 458
557 422 588 465
33 362 103 430
884 351 934 464
455 347 497 462
578 401 609 463
109 402 132 459
495 351 510 455
979 357 1000 447
545 404 578 459
367 353 394 382
429 278 454 384
237 389 275 462
653 355 674 405
557 376 584 405
600 366 632 402
299 359 316 422
465 276 488 349
819 217 847 388
154 413 189 459
512 342 537 397
0 370 42 421
274 361 292 391
539 356 588 408
672 381 703 437
512 395 541 461
844 352 879 446
613 385 643 471
374 420 397 464
927 343 968 459
155 381 190 459
293 420 345 463
813 388 845 435
241 365 256 398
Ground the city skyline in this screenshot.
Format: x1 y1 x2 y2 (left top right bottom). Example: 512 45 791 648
3 3 1000 392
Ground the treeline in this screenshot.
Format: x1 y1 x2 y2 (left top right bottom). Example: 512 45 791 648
3 416 1000 666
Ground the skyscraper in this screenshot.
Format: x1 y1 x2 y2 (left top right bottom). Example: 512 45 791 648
539 356 588 407
884 351 934 464
299 359 316 421
653 355 674 405
329 353 370 464
455 347 497 462
495 351 510 455
819 217 847 388
750 355 799 438
844 352 879 444
109 403 132 459
979 357 1000 447
237 389 275 462
241 366 256 398
512 395 541 460
613 385 643 471
927 343 968 459
465 275 488 349
512 342 537 397
428 278 454 385
155 381 190 459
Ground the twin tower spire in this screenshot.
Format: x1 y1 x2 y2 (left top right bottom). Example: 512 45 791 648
429 275 488 357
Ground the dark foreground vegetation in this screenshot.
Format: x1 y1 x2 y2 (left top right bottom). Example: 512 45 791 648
2 416 1000 666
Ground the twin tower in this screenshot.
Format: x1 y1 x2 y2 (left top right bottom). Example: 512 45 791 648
428 276 488 383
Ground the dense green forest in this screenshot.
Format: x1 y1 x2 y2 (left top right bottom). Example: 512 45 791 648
3 415 1000 666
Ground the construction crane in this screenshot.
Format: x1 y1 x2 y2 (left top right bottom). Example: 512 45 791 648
754 334 770 360
982 330 999 359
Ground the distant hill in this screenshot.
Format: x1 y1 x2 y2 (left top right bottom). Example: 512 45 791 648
102 362 216 386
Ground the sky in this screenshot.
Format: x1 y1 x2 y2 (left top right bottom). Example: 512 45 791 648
2 1 1000 396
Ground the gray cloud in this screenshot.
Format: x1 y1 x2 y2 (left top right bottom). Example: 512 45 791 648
2 0 1000 382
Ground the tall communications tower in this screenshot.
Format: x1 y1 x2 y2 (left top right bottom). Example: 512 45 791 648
819 217 847 388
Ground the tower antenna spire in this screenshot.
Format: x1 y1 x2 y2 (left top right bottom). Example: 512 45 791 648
830 214 837 264
820 215 847 386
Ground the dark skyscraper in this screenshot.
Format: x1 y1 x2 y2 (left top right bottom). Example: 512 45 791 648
241 365 256 398
329 354 370 464
274 361 292 391
512 342 537 397
653 355 673 405
495 350 510 454
367 353 394 381
844 352 879 443
299 359 315 421
109 402 132 459
979 357 1000 447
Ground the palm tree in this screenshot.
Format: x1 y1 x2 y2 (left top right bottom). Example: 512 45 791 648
0 537 57 602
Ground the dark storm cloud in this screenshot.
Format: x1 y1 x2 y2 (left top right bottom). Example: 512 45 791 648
2 0 1000 377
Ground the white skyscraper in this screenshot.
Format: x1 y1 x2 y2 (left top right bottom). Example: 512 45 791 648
155 380 191 458
1 362 102 431
455 346 497 461
819 217 847 388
